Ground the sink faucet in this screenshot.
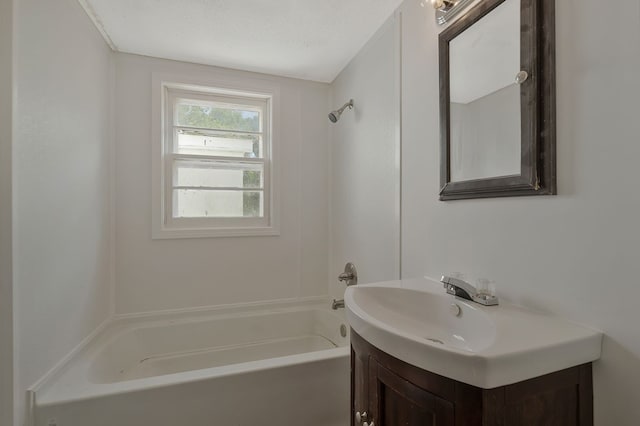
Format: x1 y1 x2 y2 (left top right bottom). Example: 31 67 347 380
440 275 499 306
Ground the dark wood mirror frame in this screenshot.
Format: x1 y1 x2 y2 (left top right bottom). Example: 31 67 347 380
439 0 556 201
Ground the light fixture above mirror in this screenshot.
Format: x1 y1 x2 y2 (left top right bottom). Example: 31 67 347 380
422 0 475 25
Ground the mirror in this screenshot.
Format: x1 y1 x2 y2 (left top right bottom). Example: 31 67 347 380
439 0 556 200
450 0 520 182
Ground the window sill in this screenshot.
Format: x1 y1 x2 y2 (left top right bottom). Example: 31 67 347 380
152 225 280 240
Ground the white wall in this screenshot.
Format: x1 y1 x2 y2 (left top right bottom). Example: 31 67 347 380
400 0 640 424
329 13 401 301
114 53 329 314
450 84 521 181
0 0 14 424
12 0 114 424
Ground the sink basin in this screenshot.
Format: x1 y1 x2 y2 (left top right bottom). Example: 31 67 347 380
345 279 602 389
349 286 497 353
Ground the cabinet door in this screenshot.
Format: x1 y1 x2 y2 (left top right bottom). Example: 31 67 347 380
369 361 455 426
482 364 593 426
351 344 370 426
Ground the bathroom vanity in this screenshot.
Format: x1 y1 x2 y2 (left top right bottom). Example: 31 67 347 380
351 330 593 426
344 279 602 426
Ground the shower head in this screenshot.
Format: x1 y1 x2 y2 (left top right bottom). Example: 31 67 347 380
328 99 354 123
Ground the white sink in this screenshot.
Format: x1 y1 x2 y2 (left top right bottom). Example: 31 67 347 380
345 278 602 389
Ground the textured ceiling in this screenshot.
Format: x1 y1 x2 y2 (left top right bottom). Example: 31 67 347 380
81 0 404 83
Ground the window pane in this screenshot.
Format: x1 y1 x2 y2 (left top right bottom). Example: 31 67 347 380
176 130 262 158
174 160 263 189
175 102 260 132
174 189 263 218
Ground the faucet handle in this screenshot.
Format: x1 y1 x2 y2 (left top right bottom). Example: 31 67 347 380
338 272 354 281
472 293 499 305
338 262 358 286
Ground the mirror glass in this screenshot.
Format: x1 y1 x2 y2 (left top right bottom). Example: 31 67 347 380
448 0 520 182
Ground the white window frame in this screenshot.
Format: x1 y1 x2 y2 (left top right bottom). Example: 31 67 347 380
152 73 280 239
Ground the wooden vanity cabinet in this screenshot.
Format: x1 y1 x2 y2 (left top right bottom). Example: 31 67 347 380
351 331 593 426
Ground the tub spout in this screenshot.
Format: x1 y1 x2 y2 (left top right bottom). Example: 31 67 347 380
332 299 345 310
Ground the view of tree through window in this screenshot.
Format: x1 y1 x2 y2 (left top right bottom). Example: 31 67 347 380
177 104 259 131
172 100 265 219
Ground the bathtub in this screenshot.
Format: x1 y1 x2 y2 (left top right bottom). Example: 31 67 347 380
34 300 350 426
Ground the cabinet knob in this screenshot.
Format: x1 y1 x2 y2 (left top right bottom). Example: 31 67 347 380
355 411 368 422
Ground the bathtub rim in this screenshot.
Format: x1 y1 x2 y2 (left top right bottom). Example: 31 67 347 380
38 346 349 407
33 296 350 407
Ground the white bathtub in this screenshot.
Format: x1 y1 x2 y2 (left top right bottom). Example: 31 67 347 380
35 300 350 426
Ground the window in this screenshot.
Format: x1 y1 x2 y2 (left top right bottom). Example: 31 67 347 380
153 79 278 238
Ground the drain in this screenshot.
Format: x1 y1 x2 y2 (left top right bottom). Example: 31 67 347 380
425 337 444 345
340 324 348 338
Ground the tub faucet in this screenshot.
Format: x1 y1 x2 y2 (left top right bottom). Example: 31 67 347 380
440 275 499 306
